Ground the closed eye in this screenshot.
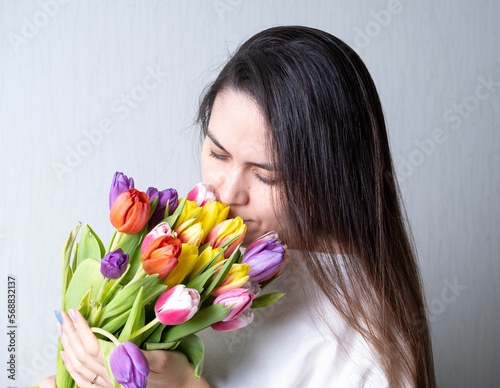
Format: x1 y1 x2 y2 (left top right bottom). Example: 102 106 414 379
208 149 229 160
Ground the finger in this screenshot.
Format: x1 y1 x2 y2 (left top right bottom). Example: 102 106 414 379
61 350 114 388
58 310 111 385
39 374 56 388
67 308 102 356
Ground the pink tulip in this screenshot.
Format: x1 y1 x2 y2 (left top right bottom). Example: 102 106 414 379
154 285 200 325
187 182 217 207
141 222 173 254
211 308 254 332
211 288 255 331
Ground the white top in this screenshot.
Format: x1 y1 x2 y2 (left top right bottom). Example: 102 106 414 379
198 251 389 388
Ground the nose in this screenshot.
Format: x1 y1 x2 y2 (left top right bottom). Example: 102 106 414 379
212 168 249 207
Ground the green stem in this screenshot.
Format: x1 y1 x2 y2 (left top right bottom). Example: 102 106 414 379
96 277 109 302
91 327 121 345
130 317 160 340
130 267 147 284
109 232 123 252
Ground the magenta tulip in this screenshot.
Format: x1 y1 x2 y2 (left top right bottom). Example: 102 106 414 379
154 285 200 325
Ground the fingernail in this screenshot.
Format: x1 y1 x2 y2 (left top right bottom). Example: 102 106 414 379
69 309 78 322
60 350 67 363
56 322 63 337
54 310 63 324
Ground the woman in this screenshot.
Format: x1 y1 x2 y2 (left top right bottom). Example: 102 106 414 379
41 26 436 387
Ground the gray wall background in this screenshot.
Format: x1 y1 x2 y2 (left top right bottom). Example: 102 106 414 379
1 1 498 387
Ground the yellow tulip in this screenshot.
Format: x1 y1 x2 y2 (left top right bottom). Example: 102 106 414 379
195 201 230 241
211 263 250 296
204 217 247 258
164 244 199 288
176 199 202 228
189 246 224 280
177 223 204 247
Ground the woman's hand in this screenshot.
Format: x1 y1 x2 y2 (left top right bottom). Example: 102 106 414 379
57 309 114 387
46 308 210 388
142 349 211 388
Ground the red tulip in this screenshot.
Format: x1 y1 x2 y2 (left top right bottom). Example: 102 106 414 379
141 236 182 278
110 189 150 234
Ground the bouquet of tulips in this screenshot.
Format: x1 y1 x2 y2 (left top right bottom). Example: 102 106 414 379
54 172 288 388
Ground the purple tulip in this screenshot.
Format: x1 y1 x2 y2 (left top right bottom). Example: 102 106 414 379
241 240 287 283
146 187 179 227
110 341 150 388
109 172 135 209
100 249 129 279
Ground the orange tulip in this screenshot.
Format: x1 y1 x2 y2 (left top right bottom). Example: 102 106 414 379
141 235 182 278
110 189 150 234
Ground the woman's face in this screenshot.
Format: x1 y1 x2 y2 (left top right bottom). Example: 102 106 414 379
201 88 283 244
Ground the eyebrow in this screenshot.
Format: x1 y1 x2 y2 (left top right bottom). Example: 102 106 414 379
206 129 276 171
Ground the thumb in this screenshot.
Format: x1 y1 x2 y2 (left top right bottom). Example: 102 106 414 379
141 349 169 373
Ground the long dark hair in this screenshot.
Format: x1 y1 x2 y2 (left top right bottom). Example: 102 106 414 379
197 26 436 387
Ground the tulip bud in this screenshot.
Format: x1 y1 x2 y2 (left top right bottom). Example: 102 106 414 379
154 285 200 325
211 288 255 332
141 236 182 279
146 187 179 227
187 182 217 207
204 217 247 258
110 341 150 388
100 249 129 279
109 172 134 209
195 201 230 241
245 231 280 252
211 263 250 296
177 222 204 247
110 189 150 234
241 239 288 283
141 222 173 254
176 200 202 229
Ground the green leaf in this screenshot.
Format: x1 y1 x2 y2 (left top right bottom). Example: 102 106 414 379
176 334 205 378
162 304 231 343
98 339 121 388
144 321 165 344
200 244 242 302
100 264 131 305
113 230 145 257
186 263 223 294
63 259 103 310
142 283 168 306
76 288 92 318
61 222 82 298
118 287 144 342
99 275 158 321
251 292 286 309
144 341 179 350
76 224 104 266
119 245 143 285
100 309 130 334
147 196 159 223
163 197 187 229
